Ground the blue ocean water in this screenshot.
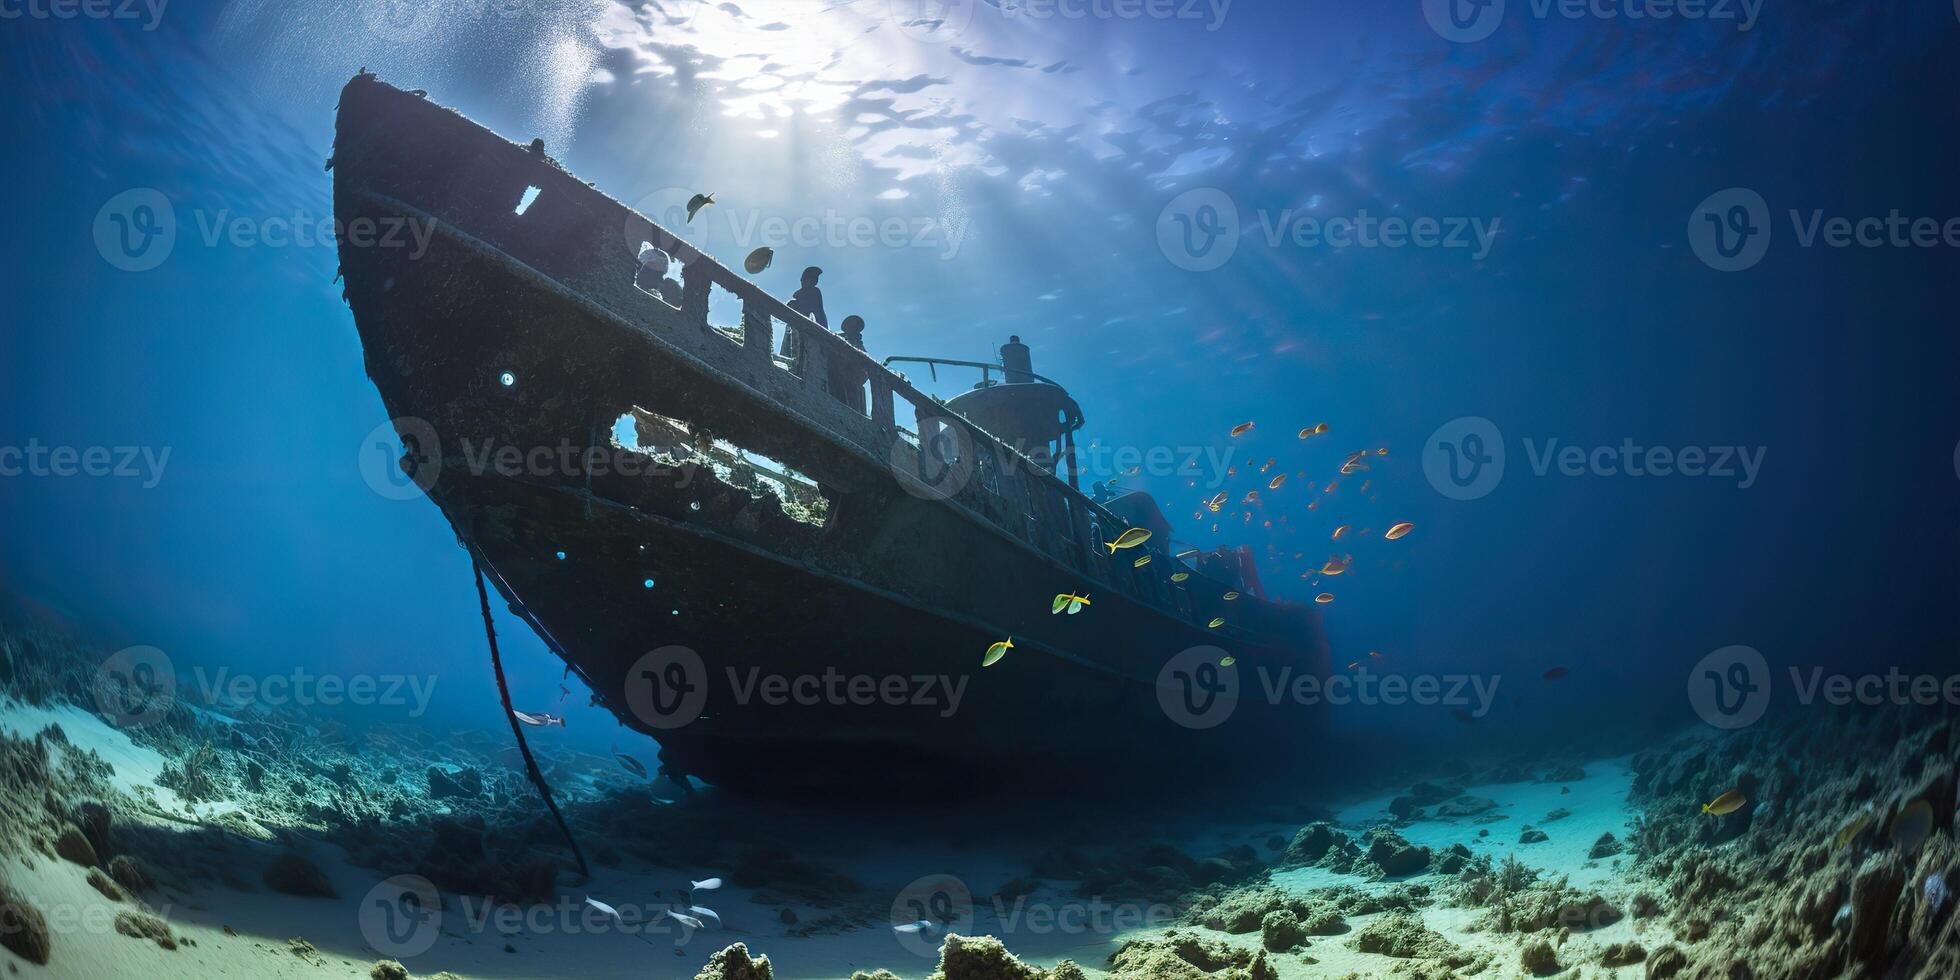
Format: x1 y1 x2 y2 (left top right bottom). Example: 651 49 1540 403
2 0 1957 760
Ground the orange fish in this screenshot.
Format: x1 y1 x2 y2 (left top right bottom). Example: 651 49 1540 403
1229 422 1255 438
1385 522 1416 540
1315 593 1334 604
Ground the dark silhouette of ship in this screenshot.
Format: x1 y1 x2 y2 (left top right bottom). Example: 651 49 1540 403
332 74 1330 798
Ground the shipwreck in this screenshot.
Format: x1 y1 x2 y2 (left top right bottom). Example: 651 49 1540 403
331 73 1331 798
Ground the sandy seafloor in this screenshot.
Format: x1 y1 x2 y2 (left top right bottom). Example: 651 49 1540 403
4 616 1957 980
0 695 1668 979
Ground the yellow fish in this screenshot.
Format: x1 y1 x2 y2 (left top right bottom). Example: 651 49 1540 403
1208 617 1225 628
1385 522 1416 540
1332 525 1348 541
1105 527 1152 553
1314 593 1334 604
982 638 1013 667
1703 789 1746 816
1223 591 1241 601
1219 655 1237 667
1832 811 1872 850
1133 554 1152 567
1229 421 1255 438
1170 572 1190 582
1051 592 1091 615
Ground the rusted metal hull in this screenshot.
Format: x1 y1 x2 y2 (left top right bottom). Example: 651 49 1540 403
331 74 1330 797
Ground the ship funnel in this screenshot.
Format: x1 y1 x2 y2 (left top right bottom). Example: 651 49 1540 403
1000 335 1034 384
934 337 1085 484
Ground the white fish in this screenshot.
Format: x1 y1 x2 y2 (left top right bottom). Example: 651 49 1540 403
894 920 935 934
690 877 722 891
511 710 564 727
688 906 721 929
585 897 621 921
669 912 705 931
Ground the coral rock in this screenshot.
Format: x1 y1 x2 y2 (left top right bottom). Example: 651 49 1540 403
1259 909 1305 952
1589 832 1625 859
53 822 98 867
1 881 53 965
696 942 774 980
1520 938 1560 975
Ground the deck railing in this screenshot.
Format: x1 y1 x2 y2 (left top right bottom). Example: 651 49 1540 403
629 219 1136 576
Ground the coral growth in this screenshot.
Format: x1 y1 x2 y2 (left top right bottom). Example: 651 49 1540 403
1106 930 1278 980
695 942 774 980
114 909 178 950
0 877 53 965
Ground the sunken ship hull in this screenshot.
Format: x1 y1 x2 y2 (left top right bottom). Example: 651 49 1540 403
331 74 1331 797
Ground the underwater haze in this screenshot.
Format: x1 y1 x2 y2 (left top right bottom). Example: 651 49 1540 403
3 1 1960 978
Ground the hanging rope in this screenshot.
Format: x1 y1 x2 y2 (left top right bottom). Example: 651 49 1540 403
473 557 590 878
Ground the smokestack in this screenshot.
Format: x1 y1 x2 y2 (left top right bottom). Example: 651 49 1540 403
1000 335 1033 384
